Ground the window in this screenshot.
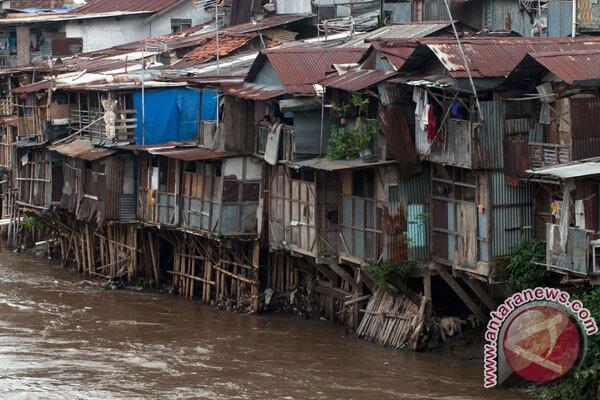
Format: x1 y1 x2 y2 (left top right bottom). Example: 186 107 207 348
171 19 192 33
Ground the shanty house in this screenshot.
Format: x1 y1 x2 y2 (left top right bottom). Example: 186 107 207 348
51 139 136 224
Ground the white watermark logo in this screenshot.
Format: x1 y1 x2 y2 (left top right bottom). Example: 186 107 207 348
484 287 598 388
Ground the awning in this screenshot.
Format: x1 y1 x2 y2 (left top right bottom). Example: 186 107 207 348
223 83 286 101
290 158 395 172
50 138 116 161
527 161 600 179
150 148 231 161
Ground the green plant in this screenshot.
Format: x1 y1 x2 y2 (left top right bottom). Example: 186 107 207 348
327 118 378 160
506 240 551 291
369 260 417 289
351 93 370 117
332 103 351 118
327 94 378 160
22 216 42 232
543 288 600 400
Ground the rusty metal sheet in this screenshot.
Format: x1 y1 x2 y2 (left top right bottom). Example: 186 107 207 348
259 47 367 95
75 0 180 13
526 50 600 85
320 70 397 92
503 136 529 186
223 83 287 101
379 104 418 177
422 36 600 78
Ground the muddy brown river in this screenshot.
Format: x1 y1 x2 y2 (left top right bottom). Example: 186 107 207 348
0 249 528 399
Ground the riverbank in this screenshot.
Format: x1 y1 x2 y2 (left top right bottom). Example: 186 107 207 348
0 247 531 399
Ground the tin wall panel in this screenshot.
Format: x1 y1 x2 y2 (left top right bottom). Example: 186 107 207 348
547 1 573 37
490 171 534 257
571 96 600 160
478 96 505 169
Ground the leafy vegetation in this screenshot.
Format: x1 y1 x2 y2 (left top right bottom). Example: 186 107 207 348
369 260 417 289
327 94 378 160
506 240 551 290
22 216 42 232
543 288 600 400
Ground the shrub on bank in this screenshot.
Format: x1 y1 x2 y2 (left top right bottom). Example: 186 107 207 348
506 240 552 290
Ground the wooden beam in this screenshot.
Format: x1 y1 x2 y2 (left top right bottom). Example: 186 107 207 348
320 257 355 288
434 265 488 323
460 276 498 312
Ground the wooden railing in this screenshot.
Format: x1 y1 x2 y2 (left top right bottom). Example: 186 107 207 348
71 109 137 142
529 142 570 169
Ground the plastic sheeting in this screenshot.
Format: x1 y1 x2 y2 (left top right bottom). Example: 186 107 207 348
133 89 218 145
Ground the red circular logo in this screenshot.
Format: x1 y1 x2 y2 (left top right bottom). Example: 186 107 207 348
503 305 581 383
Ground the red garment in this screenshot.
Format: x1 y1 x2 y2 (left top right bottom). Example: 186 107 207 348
427 106 438 142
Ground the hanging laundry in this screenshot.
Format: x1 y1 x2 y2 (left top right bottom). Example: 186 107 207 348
413 87 429 131
427 105 438 142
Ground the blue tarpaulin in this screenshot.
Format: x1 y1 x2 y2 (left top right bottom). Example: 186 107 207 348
133 88 217 145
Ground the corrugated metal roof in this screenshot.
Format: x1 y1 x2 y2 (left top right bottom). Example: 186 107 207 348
353 22 453 46
150 148 231 161
290 158 395 171
0 10 151 24
50 138 116 160
526 50 600 85
422 37 600 78
320 69 397 92
527 160 600 179
223 83 287 100
259 47 367 95
74 0 180 13
225 14 314 34
371 41 416 70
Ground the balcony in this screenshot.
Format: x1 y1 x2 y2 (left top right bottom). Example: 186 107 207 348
529 142 570 170
71 109 137 142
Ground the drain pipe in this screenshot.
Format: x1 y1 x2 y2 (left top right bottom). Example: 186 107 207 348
572 0 577 37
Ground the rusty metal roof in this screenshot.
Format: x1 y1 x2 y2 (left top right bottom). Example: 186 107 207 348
320 69 397 92
225 14 314 34
50 139 116 160
421 37 600 78
254 47 367 95
290 158 395 171
524 50 600 85
370 41 416 70
223 83 287 100
75 0 180 13
151 148 231 161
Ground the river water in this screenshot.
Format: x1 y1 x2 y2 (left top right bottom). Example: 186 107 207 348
0 249 528 399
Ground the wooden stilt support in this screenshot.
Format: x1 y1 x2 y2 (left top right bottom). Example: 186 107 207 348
433 264 488 323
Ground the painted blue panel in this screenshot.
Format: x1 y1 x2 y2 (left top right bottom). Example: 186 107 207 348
408 204 426 248
133 88 201 145
201 90 218 121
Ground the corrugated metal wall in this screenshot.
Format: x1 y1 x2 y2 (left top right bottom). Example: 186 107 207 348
547 1 573 37
388 166 430 262
478 95 505 169
490 170 534 258
423 0 450 21
484 0 535 36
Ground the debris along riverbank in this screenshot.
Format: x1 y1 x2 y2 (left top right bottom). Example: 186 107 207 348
0 246 528 400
